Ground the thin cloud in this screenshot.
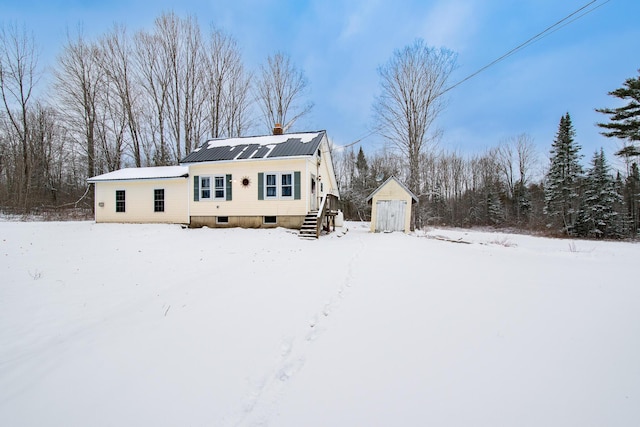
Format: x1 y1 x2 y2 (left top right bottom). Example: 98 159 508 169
420 0 479 51
338 0 382 42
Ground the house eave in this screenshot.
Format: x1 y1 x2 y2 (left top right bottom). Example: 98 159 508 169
88 174 189 184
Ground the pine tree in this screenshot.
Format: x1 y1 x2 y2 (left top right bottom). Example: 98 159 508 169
596 69 640 146
625 162 640 235
514 180 531 225
342 146 373 220
544 113 584 235
614 172 629 236
579 149 623 238
355 146 369 189
487 191 505 225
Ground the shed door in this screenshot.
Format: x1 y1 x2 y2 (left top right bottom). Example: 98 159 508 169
375 200 406 232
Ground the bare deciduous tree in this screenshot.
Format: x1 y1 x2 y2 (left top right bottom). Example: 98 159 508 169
135 29 171 165
206 28 237 138
0 23 39 208
255 52 313 132
373 39 456 198
223 63 252 137
135 13 207 165
99 25 142 168
496 134 537 223
156 13 204 161
55 27 106 193
205 27 252 138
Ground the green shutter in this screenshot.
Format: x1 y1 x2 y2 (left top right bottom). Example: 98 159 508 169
294 171 301 200
226 174 232 201
193 175 199 201
258 173 264 200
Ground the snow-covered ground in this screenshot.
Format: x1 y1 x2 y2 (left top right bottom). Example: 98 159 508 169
1 220 638 426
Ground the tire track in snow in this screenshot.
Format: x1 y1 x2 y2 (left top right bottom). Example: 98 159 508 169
228 233 365 427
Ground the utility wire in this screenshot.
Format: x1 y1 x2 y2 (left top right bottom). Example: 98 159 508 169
528 0 610 45
442 0 606 94
341 0 608 149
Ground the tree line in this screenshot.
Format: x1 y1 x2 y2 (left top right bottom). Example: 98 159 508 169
335 38 639 239
0 14 311 212
336 109 640 238
2 13 639 239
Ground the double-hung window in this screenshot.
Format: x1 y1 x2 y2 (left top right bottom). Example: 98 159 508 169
281 173 293 198
260 171 299 200
200 176 211 199
154 189 165 212
265 174 278 198
214 175 225 199
194 174 231 201
115 190 125 212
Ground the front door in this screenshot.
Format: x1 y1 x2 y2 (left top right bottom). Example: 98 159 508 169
375 200 406 232
310 175 317 211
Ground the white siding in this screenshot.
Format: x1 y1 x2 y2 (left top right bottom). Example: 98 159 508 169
94 178 189 224
189 157 315 217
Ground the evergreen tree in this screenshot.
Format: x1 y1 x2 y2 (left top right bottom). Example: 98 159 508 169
579 149 623 238
355 146 369 189
614 172 629 236
486 191 505 225
625 162 640 235
341 146 373 220
514 179 531 225
544 113 583 235
596 69 640 147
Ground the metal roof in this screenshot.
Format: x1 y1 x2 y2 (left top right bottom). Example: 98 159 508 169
180 131 325 164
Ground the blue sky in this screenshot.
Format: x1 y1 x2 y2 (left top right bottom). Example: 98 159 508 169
4 0 640 168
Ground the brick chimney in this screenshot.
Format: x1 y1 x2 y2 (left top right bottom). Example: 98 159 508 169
273 123 283 135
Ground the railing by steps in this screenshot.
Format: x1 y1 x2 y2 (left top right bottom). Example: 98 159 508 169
313 193 339 238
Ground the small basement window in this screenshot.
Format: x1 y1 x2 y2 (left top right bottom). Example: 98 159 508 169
216 216 229 224
264 216 277 224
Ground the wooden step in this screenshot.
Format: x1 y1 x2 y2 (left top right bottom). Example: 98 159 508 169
299 212 319 239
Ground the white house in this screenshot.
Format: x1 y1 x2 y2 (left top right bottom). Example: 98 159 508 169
88 128 340 237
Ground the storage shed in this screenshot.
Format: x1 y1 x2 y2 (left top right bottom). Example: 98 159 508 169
366 176 418 233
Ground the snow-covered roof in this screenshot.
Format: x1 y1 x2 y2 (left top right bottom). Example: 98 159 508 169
88 166 189 182
181 131 325 163
366 176 419 203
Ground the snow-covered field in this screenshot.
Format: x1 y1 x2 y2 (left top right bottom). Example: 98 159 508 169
1 220 638 426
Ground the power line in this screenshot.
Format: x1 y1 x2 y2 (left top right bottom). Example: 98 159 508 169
442 0 607 95
340 0 608 149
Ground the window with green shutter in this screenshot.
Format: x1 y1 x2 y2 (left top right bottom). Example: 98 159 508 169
258 171 301 200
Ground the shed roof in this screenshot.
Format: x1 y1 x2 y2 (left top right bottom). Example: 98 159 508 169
88 166 189 182
366 176 419 204
180 131 325 164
